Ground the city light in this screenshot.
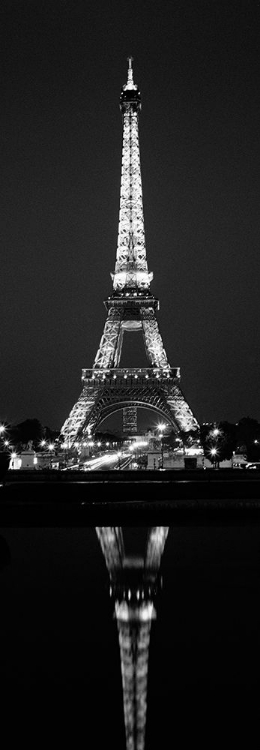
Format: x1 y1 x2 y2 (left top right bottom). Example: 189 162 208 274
208 425 223 440
158 423 167 434
0 425 6 434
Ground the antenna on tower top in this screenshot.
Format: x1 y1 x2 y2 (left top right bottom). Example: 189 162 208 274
127 56 134 85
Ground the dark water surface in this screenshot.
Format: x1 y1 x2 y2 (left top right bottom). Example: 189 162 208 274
0 522 260 745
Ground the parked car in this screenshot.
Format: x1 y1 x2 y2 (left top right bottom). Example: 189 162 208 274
245 462 260 470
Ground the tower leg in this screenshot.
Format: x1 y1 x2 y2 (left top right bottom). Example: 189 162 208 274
93 308 122 370
61 386 101 443
142 309 170 369
166 383 200 434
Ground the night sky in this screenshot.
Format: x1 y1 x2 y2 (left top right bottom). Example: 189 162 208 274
1 0 260 430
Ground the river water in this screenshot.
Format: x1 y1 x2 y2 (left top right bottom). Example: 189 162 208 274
0 522 259 746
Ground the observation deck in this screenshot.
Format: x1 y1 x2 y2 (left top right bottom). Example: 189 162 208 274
81 367 181 385
105 292 159 314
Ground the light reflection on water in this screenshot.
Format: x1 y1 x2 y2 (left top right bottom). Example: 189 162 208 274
0 524 259 746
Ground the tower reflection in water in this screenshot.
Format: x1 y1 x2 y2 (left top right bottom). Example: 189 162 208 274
96 527 169 750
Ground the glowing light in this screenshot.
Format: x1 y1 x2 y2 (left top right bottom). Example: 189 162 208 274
0 425 6 434
48 443 55 451
208 425 223 440
115 601 155 622
11 452 17 459
40 440 46 447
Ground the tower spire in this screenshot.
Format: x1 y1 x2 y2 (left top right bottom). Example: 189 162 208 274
126 56 134 88
111 60 152 293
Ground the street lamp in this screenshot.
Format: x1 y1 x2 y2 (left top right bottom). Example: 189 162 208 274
208 424 223 441
158 423 166 469
210 447 218 469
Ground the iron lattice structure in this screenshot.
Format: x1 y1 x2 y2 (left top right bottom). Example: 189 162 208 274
61 59 199 444
95 525 169 750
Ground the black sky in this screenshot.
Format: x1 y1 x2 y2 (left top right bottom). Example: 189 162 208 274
1 0 260 430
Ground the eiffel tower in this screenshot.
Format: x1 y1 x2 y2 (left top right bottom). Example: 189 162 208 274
95 526 169 750
61 59 199 445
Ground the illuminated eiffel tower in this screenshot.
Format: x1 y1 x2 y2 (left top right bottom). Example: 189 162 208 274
95 526 169 750
61 59 199 445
